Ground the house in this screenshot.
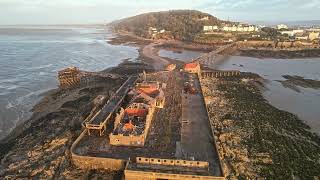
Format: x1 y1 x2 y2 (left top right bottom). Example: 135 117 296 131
148 27 158 38
293 30 304 34
237 26 244 32
248 25 258 32
221 24 258 32
231 26 237 32
281 31 295 36
183 61 201 74
243 26 249 32
309 32 320 41
203 25 218 31
307 28 320 32
159 29 166 33
252 34 261 38
203 26 211 31
277 24 288 30
281 30 304 37
199 16 209 21
295 36 308 40
165 64 176 71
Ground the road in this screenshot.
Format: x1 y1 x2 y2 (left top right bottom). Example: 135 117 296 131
142 41 170 70
180 74 222 176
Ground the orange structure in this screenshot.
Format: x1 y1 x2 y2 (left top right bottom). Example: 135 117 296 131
184 61 201 74
125 103 148 117
165 64 176 71
136 82 161 96
58 67 81 88
110 80 166 147
123 121 134 131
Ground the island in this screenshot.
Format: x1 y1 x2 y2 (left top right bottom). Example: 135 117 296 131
1 10 319 180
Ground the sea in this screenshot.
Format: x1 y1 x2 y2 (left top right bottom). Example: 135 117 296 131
161 49 320 135
0 25 139 140
1 26 320 140
216 56 320 135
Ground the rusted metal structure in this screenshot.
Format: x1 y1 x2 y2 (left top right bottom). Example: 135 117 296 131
58 67 81 88
57 66 120 88
85 76 138 136
109 80 165 146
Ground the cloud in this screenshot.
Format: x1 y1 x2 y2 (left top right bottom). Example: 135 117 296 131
0 0 319 24
197 0 320 21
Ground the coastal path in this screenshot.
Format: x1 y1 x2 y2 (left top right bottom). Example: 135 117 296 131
196 43 236 68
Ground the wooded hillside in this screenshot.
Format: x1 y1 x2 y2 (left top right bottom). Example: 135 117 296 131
111 10 226 41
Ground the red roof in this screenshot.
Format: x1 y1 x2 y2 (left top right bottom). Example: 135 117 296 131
184 62 199 69
125 108 148 117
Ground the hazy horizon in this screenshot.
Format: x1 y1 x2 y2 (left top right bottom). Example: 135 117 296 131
0 0 320 25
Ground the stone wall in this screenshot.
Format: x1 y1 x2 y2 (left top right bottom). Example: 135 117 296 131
197 75 225 177
70 129 126 171
125 170 225 180
201 71 241 78
110 133 146 147
136 157 209 168
109 106 155 147
72 154 126 170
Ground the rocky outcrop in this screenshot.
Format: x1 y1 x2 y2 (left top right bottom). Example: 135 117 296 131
0 78 123 179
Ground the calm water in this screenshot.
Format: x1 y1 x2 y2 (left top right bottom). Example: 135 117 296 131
0 26 139 139
216 56 320 134
158 49 203 62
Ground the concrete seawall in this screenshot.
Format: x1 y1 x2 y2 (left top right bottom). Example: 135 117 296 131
196 74 225 178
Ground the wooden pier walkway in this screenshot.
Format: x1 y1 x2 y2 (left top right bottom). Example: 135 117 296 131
85 76 138 136
196 43 236 68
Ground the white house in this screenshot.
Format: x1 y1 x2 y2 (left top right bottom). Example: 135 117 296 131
277 24 288 30
281 30 305 37
281 31 295 36
203 25 219 31
309 32 320 40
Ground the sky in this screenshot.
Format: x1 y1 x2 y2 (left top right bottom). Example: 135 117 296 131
0 0 319 25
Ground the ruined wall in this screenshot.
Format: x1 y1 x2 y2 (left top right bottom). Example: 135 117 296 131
201 71 241 78
109 106 156 147
113 108 125 129
110 133 146 146
72 154 126 170
135 157 209 168
70 129 126 170
125 170 225 180
125 157 224 180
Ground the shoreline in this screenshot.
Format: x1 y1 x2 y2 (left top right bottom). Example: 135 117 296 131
234 48 320 59
200 75 320 178
2 30 319 151
0 60 155 178
1 30 320 179
0 31 158 144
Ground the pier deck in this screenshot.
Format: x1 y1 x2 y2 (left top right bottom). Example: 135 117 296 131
85 76 138 135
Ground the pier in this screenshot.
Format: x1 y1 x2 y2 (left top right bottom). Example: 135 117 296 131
196 43 236 68
58 67 120 88
84 76 138 136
